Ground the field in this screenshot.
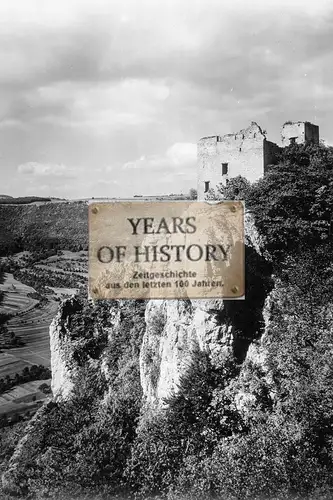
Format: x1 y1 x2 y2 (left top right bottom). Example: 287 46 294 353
0 293 58 386
2 299 59 368
0 379 51 420
0 293 56 422
0 251 88 423
0 273 38 316
35 249 88 278
11 250 88 294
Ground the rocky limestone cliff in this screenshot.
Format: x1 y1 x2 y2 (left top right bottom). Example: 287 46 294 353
50 296 120 402
50 299 80 400
46 207 271 410
140 211 274 406
49 209 272 409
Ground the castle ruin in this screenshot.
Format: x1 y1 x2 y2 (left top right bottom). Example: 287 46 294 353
197 120 319 200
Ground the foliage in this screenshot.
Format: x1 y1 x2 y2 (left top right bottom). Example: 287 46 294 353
0 202 88 256
247 143 333 262
13 267 86 294
0 365 51 396
125 347 243 496
188 188 198 200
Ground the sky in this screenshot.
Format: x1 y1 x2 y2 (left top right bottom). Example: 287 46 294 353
0 0 333 199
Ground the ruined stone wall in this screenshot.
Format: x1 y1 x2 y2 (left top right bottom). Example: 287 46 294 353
264 140 281 172
197 123 267 200
198 120 320 198
305 121 319 144
197 136 218 200
281 121 319 147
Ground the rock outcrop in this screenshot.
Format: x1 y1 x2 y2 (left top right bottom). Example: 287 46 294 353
50 297 82 400
140 211 274 406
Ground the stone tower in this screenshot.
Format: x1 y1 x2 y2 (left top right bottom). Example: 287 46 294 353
197 122 280 200
281 121 319 147
197 120 319 200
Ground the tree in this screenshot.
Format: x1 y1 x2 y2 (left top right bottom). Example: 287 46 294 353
188 188 197 200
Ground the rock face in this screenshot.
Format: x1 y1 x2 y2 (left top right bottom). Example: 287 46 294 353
1 299 128 496
50 297 82 400
140 211 274 405
140 298 230 404
47 210 273 411
50 297 120 402
47 208 271 409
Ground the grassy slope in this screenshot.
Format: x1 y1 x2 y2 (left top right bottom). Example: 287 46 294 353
0 201 88 253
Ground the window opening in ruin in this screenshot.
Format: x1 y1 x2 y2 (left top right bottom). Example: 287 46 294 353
222 163 228 175
239 147 242 152
204 181 210 193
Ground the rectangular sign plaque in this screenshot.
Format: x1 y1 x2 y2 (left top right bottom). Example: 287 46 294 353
89 201 245 300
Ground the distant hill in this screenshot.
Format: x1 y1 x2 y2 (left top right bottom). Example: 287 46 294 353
0 195 13 199
0 201 88 255
0 194 194 256
0 196 52 205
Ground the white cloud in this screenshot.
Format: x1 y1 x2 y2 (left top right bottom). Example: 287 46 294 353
17 162 76 177
4 79 170 134
166 143 197 165
122 142 196 171
116 142 197 196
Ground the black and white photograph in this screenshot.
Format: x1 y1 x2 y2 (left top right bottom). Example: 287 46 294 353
0 0 333 499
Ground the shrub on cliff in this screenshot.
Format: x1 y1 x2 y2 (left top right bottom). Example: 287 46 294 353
125 348 243 496
212 142 333 267
247 142 333 262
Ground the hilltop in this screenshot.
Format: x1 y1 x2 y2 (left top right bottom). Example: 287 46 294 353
0 201 88 256
0 192 196 257
0 196 52 205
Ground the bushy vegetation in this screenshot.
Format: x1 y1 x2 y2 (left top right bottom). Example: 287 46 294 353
1 142 333 500
0 365 51 396
13 267 86 293
0 326 24 349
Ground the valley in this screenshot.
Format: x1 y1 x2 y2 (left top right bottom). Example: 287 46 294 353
0 249 88 424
